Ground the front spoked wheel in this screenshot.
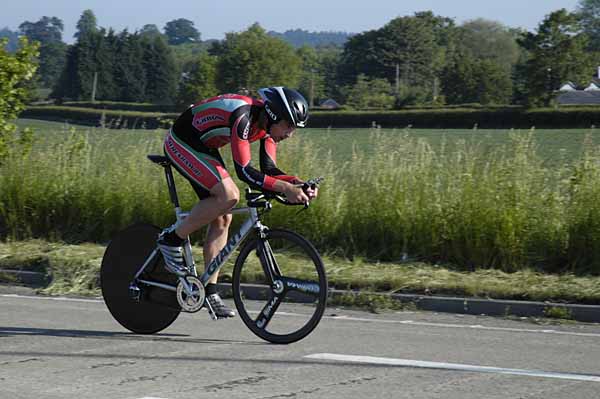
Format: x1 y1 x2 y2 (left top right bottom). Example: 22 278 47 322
232 228 327 344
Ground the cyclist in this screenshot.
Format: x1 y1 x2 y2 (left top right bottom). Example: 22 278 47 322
157 87 318 318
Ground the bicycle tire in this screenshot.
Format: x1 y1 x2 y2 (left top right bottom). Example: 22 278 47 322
232 228 327 344
101 223 180 334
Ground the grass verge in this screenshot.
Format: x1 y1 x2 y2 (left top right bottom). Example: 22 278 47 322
1 240 599 308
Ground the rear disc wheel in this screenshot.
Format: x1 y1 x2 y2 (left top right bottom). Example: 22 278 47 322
101 223 180 334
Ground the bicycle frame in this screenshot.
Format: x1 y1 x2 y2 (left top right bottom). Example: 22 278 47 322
129 156 270 296
133 204 267 295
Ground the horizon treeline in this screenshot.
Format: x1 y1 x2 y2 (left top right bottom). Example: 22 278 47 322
2 2 600 108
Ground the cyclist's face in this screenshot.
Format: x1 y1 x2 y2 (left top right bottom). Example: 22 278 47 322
270 119 295 142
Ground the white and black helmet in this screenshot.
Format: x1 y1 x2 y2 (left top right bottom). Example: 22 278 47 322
258 87 309 128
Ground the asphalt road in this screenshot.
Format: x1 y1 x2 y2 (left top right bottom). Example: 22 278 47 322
1 289 600 399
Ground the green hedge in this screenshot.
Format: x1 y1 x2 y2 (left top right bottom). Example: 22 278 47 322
21 106 177 129
22 105 600 129
62 101 177 113
310 108 600 129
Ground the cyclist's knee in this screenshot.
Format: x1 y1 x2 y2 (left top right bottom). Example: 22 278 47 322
211 179 239 210
210 214 233 231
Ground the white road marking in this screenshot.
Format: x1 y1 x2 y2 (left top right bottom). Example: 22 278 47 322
137 397 169 399
0 294 102 303
251 310 600 339
325 315 600 338
305 353 600 383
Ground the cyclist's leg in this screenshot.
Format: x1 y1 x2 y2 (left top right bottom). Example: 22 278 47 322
164 129 239 238
161 131 237 275
204 212 233 284
181 181 237 318
175 178 239 238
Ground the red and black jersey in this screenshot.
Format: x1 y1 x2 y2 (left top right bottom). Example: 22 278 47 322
171 94 300 191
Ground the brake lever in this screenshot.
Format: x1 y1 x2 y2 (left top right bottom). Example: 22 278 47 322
302 176 324 191
296 202 309 214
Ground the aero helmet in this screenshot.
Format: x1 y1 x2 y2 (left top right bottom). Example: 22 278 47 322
258 87 309 128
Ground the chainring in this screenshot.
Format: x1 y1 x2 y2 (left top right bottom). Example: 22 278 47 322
176 275 206 313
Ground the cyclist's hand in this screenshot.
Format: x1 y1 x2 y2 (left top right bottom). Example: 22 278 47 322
283 184 309 204
305 186 318 200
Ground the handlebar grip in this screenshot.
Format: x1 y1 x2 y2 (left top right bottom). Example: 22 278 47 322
248 201 271 209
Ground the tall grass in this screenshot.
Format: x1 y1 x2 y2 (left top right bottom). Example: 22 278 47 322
2 124 600 274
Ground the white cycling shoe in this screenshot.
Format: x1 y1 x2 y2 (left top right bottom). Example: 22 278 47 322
157 231 188 276
206 293 236 318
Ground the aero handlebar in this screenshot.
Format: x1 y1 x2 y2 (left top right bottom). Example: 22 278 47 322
245 177 324 209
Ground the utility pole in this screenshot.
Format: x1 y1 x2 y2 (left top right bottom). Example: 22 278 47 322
546 67 552 107
309 69 315 108
395 63 400 95
91 71 98 103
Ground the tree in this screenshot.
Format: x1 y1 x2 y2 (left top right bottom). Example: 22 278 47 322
316 47 343 101
441 49 513 105
337 28 388 87
164 18 200 45
142 34 178 103
343 74 395 109
0 37 38 162
215 23 302 92
0 28 19 52
337 12 456 104
518 9 592 106
52 45 79 99
474 60 513 104
19 16 63 43
52 10 101 100
52 28 105 101
75 9 98 40
177 53 218 107
19 16 66 88
53 25 178 103
441 50 478 104
296 46 324 106
267 29 352 48
458 19 520 73
578 0 600 51
93 28 118 100
113 31 146 101
139 24 163 39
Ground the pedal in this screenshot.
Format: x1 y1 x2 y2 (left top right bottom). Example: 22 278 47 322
128 283 141 302
204 299 218 321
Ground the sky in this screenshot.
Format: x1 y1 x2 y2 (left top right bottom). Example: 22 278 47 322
0 0 582 43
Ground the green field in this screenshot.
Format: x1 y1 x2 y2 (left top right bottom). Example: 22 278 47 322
16 118 600 166
4 119 600 275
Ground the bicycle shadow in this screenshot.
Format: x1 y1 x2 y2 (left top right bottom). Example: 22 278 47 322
0 326 265 345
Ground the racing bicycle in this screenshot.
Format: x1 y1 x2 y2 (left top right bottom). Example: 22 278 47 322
100 154 327 344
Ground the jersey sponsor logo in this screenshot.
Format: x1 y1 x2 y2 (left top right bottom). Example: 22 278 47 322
166 138 203 177
195 114 225 126
265 105 278 121
241 121 250 140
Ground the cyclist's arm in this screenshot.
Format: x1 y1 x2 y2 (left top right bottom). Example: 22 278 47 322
230 112 280 192
259 137 302 184
259 136 314 202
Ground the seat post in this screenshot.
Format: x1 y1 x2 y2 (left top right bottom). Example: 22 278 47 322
163 164 180 208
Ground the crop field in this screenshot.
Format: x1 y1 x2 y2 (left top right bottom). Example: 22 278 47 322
4 119 600 274
17 119 600 166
